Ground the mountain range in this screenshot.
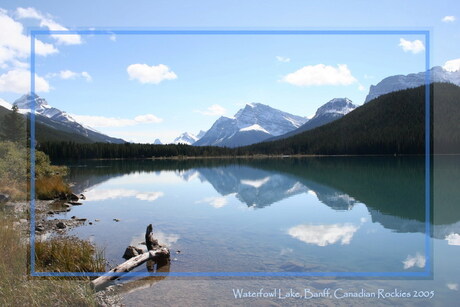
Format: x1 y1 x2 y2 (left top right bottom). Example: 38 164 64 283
1 65 459 151
268 98 356 142
365 66 460 103
1 94 125 144
172 130 207 145
193 103 308 147
242 82 460 155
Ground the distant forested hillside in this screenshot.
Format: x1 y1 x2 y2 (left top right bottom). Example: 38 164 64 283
0 105 95 144
38 141 235 160
35 83 460 160
238 83 460 155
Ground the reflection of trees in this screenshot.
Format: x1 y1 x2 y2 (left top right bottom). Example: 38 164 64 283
433 156 460 225
248 157 426 222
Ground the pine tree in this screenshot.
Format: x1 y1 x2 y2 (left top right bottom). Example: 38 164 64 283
1 105 25 143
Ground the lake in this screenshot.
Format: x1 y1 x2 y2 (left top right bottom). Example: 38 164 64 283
52 156 460 305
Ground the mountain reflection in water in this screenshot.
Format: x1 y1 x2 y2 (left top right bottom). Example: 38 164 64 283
61 156 459 273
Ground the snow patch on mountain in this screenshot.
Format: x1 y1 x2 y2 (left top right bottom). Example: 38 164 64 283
314 98 356 117
196 130 206 139
173 132 198 145
13 94 83 125
0 98 12 110
240 124 269 134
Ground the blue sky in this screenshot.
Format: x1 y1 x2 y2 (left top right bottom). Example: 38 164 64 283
0 1 458 143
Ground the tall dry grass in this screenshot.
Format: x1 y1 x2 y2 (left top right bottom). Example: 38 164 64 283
0 214 101 306
35 176 72 200
35 236 106 273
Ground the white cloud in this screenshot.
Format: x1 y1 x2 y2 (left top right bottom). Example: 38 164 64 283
16 7 82 45
276 56 290 63
358 84 366 91
443 58 460 72
195 104 227 116
288 223 359 246
109 34 117 42
134 114 163 123
0 9 57 68
72 113 163 128
442 16 456 23
127 63 177 84
445 233 460 245
399 38 425 54
0 69 50 93
59 70 77 79
447 283 459 291
403 253 426 269
281 64 357 86
48 70 92 82
14 7 42 19
81 71 92 81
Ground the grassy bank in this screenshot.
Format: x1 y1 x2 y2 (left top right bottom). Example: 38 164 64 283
35 236 105 273
0 212 101 306
0 141 110 305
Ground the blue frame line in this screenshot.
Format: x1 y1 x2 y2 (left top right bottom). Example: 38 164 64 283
30 32 36 274
29 29 432 278
32 271 430 278
424 31 432 275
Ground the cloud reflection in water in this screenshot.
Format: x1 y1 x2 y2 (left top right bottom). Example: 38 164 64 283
83 188 164 202
288 223 359 246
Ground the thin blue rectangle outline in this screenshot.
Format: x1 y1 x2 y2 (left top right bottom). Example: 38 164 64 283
29 29 431 278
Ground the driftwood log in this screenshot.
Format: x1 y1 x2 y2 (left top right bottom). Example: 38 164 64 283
91 224 170 289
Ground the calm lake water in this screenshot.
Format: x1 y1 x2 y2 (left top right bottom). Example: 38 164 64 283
53 156 460 305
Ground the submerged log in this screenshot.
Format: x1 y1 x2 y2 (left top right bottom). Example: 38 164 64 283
91 224 169 289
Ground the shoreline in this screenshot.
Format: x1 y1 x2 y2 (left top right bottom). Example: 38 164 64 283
59 153 444 162
2 199 120 305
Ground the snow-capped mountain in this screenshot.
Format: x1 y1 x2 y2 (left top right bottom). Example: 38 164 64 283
153 138 163 145
194 103 307 147
12 93 125 144
270 98 357 141
196 130 206 139
173 132 199 145
15 94 73 121
365 66 460 103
